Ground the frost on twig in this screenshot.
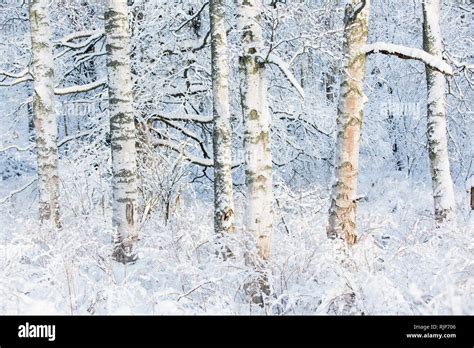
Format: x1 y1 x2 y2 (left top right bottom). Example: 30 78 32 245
0 179 36 205
259 52 305 99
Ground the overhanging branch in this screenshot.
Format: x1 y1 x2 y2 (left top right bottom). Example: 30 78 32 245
54 78 107 96
363 42 453 75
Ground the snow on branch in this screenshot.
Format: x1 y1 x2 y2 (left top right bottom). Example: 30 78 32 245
55 30 105 60
58 130 93 147
363 42 453 75
0 178 36 205
0 75 33 87
173 2 209 32
9 130 97 151
260 52 305 99
54 78 107 96
0 68 32 87
153 138 213 167
0 144 34 152
1 75 106 93
0 68 29 79
56 30 105 49
152 138 243 169
148 112 213 124
443 52 474 74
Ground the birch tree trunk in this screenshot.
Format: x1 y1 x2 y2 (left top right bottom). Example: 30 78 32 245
29 0 61 228
237 0 274 261
210 0 235 239
104 0 138 263
422 0 456 222
326 0 370 246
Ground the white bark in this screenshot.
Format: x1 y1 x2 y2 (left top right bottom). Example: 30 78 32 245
29 0 61 228
327 0 370 246
237 0 274 261
104 0 138 263
422 0 456 222
210 0 235 238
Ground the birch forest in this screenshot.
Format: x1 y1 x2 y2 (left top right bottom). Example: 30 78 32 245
0 0 473 315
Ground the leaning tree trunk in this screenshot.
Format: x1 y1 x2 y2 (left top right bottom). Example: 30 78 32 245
326 0 370 246
237 0 274 261
29 0 61 228
104 0 138 263
422 0 456 222
210 0 235 239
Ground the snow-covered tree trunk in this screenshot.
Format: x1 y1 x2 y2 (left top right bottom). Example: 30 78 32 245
29 0 61 228
327 0 370 246
210 0 235 239
237 0 274 261
104 0 138 263
422 0 456 222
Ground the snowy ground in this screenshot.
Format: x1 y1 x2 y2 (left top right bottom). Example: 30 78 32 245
1 168 472 315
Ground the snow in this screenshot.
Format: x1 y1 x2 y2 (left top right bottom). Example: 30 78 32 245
58 30 104 47
264 52 305 100
363 42 453 75
0 144 34 152
238 0 274 260
0 75 33 87
152 112 213 124
153 139 214 167
0 0 472 316
0 173 472 314
55 78 107 96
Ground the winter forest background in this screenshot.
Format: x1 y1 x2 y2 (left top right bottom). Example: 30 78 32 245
0 0 473 315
